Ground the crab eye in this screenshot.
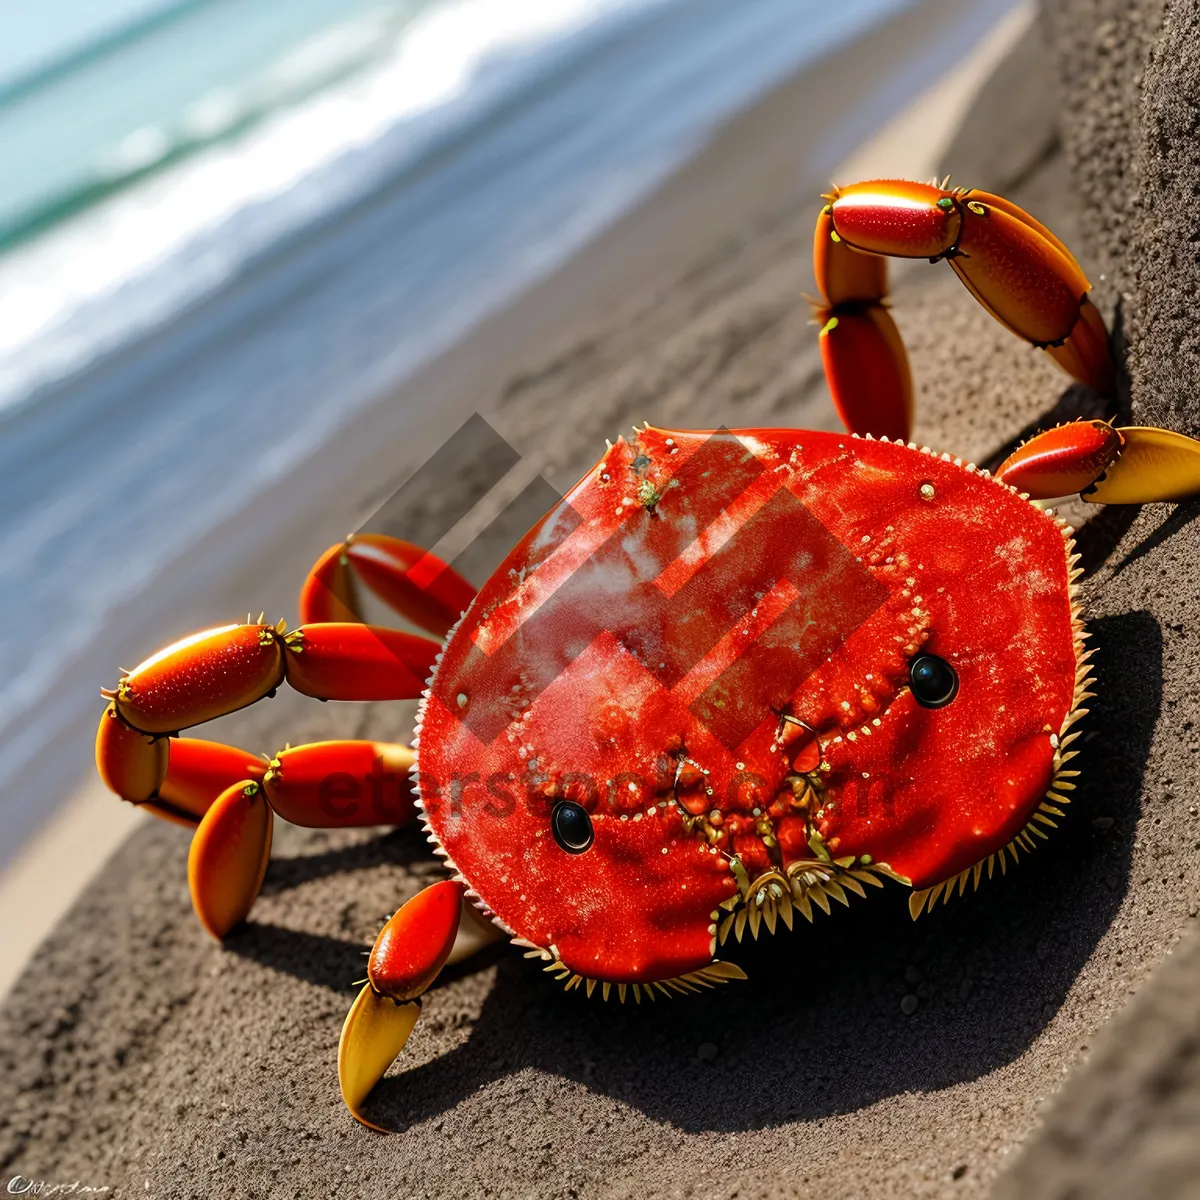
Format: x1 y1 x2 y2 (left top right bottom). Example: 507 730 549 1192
551 801 594 853
909 654 959 708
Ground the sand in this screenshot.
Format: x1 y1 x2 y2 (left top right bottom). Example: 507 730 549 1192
4 0 1200 1196
989 1 1200 1195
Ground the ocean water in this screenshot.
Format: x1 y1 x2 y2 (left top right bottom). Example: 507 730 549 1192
0 0 1013 862
0 0 663 407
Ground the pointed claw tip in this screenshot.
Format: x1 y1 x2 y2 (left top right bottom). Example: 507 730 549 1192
1083 426 1200 504
338 984 421 1132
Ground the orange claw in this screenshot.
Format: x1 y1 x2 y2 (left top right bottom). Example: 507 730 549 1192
262 740 416 827
818 304 913 442
187 779 274 938
109 622 285 734
338 987 421 1133
338 880 466 1129
282 623 439 700
996 420 1123 499
95 703 167 804
343 534 476 637
1082 426 1200 504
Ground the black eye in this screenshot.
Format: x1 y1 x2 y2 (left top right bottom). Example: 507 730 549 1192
909 655 959 708
551 801 593 853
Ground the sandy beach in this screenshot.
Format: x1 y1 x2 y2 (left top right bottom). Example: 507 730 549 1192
5 0 1200 1195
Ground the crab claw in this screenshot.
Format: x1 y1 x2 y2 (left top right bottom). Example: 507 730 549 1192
1081 426 1200 504
997 421 1200 503
338 880 465 1129
187 780 274 939
338 988 422 1133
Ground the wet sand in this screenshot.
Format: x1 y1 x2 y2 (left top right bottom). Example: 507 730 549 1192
6 1 1200 1196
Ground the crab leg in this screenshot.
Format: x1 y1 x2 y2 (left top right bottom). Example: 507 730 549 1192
157 737 270 825
95 730 422 936
95 703 168 808
813 205 888 307
946 196 1089 342
96 708 269 826
997 421 1200 502
813 207 913 442
817 182 1200 502
814 180 1114 440
97 618 438 935
281 623 440 700
106 622 286 734
260 741 417 828
103 620 438 736
339 880 465 1130
301 534 476 637
1042 295 1111 394
299 542 362 624
184 739 420 936
817 304 914 444
188 779 274 939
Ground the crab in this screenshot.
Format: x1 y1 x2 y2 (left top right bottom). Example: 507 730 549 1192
94 179 1200 1130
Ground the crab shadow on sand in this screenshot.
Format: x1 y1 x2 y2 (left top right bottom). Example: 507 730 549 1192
227 598 1161 1133
224 379 1165 1132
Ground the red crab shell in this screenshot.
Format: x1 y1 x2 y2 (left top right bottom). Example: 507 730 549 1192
415 427 1080 985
